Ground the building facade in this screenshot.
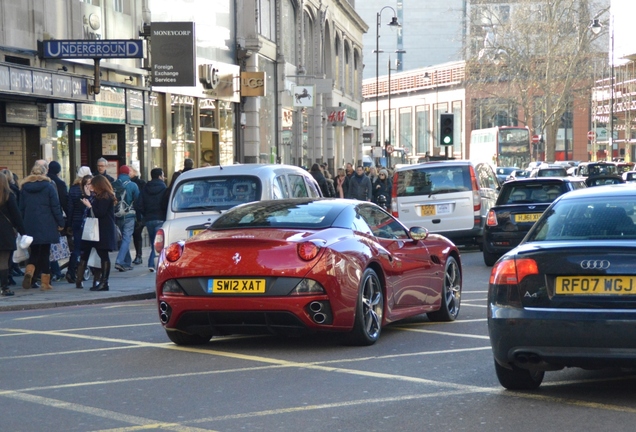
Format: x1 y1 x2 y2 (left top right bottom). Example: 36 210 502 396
236 0 368 172
0 0 367 186
0 0 151 185
362 61 466 165
356 0 467 80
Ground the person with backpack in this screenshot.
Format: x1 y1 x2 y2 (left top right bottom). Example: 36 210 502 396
111 166 139 272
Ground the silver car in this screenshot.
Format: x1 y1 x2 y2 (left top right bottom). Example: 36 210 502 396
154 164 322 251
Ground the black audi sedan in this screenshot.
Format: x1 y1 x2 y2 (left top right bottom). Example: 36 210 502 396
482 177 586 266
488 184 636 390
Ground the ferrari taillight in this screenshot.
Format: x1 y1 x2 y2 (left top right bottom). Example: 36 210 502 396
490 258 538 285
486 209 498 226
165 242 184 262
298 242 321 261
154 229 165 253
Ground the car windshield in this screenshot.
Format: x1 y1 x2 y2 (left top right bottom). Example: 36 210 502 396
172 176 262 212
527 197 636 241
396 166 471 196
212 200 341 230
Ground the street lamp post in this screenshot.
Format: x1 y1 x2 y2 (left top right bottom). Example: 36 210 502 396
375 7 400 167
590 17 613 161
387 52 405 169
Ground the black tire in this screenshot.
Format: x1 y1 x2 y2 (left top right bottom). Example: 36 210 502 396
494 360 544 390
348 268 384 346
483 250 499 267
166 330 212 346
427 256 462 322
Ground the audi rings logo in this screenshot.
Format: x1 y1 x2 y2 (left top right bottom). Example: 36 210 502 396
580 260 610 270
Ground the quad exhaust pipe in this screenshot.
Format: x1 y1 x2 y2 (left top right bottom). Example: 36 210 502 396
308 301 331 325
159 301 171 324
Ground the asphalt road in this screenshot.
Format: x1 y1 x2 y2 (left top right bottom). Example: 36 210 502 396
1 250 636 431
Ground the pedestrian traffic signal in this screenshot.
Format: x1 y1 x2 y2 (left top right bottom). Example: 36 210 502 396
440 113 454 146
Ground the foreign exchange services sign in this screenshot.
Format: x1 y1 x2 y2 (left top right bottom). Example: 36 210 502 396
40 40 144 59
151 22 196 87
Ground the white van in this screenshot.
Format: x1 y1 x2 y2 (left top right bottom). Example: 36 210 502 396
391 160 500 247
154 164 322 251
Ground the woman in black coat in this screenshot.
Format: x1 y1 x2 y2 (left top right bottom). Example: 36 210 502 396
0 172 25 296
75 174 117 291
372 169 393 209
310 163 332 197
19 164 65 291
65 167 93 283
2 168 22 282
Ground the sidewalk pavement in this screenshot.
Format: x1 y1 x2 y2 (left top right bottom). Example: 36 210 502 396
0 246 157 312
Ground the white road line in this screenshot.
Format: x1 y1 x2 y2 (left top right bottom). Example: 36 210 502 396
2 391 216 432
459 302 487 308
395 327 490 339
1 326 636 423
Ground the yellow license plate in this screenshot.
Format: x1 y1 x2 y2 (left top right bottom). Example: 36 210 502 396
207 279 266 294
420 205 436 216
188 229 203 238
514 213 541 223
555 276 636 295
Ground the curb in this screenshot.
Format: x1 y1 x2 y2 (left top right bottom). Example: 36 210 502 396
0 291 156 312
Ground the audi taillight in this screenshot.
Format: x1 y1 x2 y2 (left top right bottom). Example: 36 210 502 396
490 258 538 285
154 228 165 253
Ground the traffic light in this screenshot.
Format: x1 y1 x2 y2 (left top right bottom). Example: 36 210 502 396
440 113 454 146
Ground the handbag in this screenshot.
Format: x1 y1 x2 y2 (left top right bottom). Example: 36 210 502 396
82 209 100 242
13 234 30 263
50 235 71 261
87 248 101 268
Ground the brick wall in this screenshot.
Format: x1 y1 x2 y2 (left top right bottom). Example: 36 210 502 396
0 126 25 179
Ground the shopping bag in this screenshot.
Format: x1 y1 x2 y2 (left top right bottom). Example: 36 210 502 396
87 248 101 268
82 209 100 242
13 234 30 263
49 235 71 261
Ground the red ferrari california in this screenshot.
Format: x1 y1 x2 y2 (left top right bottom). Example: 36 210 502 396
155 198 462 346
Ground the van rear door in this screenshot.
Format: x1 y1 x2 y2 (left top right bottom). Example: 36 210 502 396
392 165 477 233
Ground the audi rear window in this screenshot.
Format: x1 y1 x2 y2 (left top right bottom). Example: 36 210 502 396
528 198 636 241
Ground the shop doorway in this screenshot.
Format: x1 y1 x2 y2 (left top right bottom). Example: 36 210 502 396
200 129 219 166
80 123 126 175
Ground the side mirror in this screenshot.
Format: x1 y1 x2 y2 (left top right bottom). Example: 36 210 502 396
409 226 429 241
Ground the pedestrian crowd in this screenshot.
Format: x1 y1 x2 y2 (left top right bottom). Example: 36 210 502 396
311 162 393 209
0 159 169 296
0 157 392 297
